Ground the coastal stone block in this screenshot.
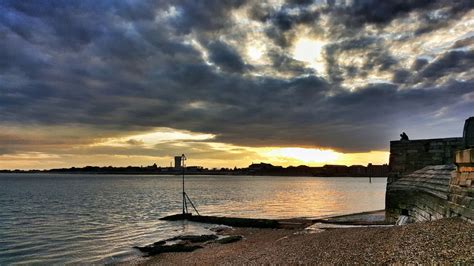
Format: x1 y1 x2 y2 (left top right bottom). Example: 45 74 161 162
458 172 474 184
461 208 473 220
455 149 474 164
468 189 474 198
448 186 468 196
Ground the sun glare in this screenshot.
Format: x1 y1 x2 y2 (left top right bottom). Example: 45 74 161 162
264 147 341 164
247 46 263 61
292 38 326 72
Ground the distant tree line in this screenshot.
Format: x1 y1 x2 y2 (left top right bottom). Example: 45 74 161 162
0 162 388 177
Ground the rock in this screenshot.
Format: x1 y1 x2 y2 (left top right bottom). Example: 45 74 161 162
216 235 243 244
168 234 218 243
210 224 233 233
153 240 166 246
148 243 203 256
135 234 242 256
134 243 203 256
135 234 218 256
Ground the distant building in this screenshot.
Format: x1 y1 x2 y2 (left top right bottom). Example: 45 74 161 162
186 166 203 172
174 156 182 169
367 163 389 177
247 162 282 175
322 165 348 176
349 165 366 176
248 162 275 171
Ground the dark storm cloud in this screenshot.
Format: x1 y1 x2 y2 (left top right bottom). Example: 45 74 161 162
329 0 474 32
272 7 319 31
411 58 429 71
259 0 474 46
0 0 473 157
207 41 248 73
395 49 474 86
323 37 398 83
210 80 474 151
285 0 314 6
258 5 321 47
170 0 246 34
392 70 411 84
420 50 474 80
1 1 113 51
348 0 434 25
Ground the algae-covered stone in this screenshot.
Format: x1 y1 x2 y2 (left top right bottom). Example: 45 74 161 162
169 234 218 243
134 243 203 256
217 235 243 244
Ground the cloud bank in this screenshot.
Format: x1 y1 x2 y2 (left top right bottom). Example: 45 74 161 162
0 0 473 168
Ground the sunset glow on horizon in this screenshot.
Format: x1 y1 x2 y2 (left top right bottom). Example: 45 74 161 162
0 126 389 170
264 147 341 164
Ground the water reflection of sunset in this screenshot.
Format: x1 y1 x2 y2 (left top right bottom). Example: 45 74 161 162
193 176 386 219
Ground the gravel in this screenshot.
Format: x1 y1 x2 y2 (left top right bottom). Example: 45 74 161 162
142 218 473 265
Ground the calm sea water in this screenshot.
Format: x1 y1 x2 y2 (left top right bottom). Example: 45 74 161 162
0 174 386 264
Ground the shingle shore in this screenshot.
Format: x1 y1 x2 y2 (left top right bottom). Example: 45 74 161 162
142 218 473 265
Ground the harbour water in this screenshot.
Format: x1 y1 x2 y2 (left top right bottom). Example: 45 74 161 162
0 174 386 264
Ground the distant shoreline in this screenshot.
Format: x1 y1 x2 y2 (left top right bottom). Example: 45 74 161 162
0 162 389 177
0 171 388 178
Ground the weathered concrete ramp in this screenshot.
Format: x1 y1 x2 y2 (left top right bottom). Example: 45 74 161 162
161 214 287 228
319 210 389 225
386 165 454 223
159 212 388 229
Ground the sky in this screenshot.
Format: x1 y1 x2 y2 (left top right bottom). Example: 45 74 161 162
0 0 473 170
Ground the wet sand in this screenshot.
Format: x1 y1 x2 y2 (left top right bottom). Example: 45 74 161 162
142 218 473 265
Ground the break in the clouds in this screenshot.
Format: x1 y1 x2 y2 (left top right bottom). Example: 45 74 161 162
0 0 473 169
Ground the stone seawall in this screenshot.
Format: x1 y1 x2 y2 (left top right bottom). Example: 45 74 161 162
386 165 454 223
386 117 473 223
388 138 463 183
386 149 474 223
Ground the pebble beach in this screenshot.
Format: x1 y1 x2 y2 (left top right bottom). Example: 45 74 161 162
142 218 473 265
